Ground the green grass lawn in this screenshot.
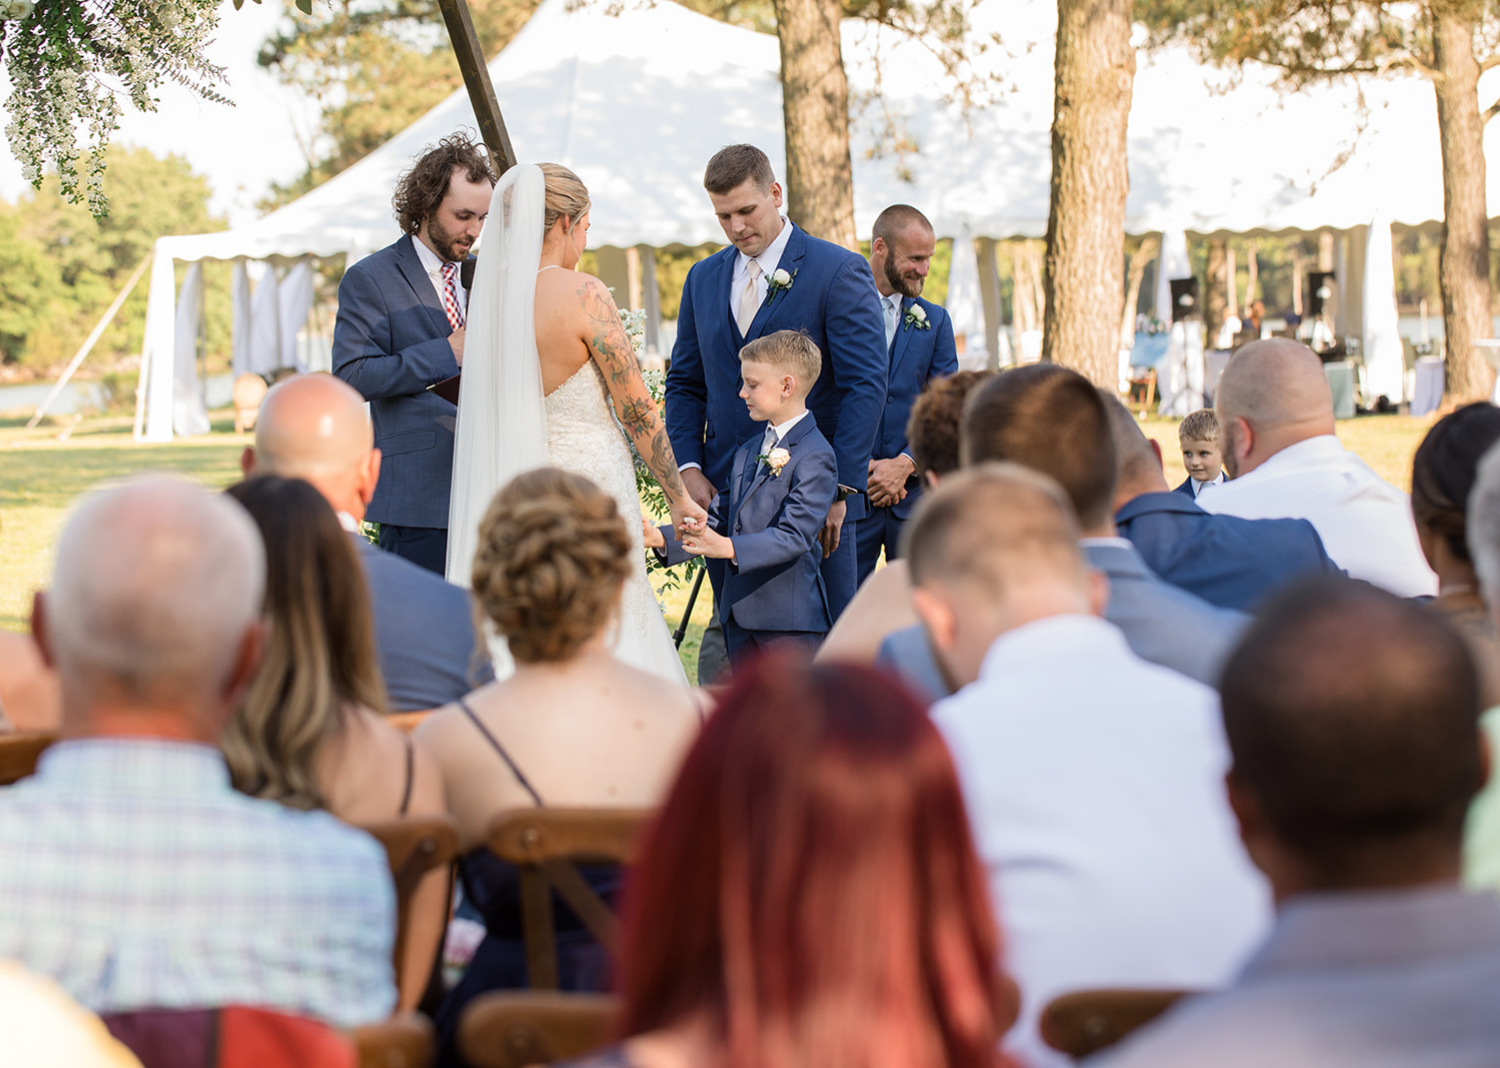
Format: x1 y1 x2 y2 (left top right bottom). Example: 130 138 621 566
0 405 1438 683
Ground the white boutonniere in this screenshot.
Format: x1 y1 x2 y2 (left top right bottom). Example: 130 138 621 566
903 303 931 331
757 446 792 476
764 268 796 306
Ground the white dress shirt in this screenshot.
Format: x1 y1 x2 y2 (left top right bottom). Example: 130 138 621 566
727 217 794 321
765 408 810 446
932 614 1270 1068
410 234 468 315
1189 471 1224 498
1198 435 1436 597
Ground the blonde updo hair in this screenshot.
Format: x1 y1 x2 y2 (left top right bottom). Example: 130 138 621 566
471 468 632 663
540 163 591 240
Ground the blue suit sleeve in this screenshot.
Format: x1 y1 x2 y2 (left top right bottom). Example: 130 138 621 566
332 263 459 401
824 258 888 491
664 266 708 471
731 450 837 573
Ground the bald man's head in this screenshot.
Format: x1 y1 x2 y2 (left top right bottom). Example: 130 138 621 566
38 476 266 737
1215 339 1336 477
246 374 380 519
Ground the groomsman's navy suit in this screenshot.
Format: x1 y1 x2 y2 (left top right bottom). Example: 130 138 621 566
333 236 463 574
855 293 958 586
659 415 837 663
665 222 886 621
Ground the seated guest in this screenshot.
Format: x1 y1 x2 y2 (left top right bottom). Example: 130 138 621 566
416 468 700 1066
555 656 1019 1068
1093 579 1499 1067
910 466 1268 1068
819 370 991 672
1411 403 1500 707
1201 338 1436 597
223 476 447 1010
963 365 1248 686
1175 408 1224 498
0 477 395 1026
1454 441 1500 888
243 373 494 712
0 630 59 732
1104 393 1339 611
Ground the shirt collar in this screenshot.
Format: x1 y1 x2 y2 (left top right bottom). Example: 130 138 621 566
410 233 448 277
1248 434 1347 475
977 613 1127 683
737 217 794 279
1078 535 1136 551
35 739 233 797
1193 471 1225 496
768 409 811 441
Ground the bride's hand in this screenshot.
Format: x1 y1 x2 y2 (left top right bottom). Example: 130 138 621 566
672 496 708 538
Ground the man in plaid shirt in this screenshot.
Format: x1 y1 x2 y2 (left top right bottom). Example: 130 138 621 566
0 477 396 1028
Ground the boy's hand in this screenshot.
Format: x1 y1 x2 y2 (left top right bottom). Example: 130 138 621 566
683 527 735 561
640 516 665 550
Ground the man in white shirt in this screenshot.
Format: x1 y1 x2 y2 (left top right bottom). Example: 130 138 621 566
907 465 1270 1068
1201 339 1436 597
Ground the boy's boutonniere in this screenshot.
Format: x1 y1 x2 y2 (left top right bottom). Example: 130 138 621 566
765 268 796 306
757 446 791 476
903 303 931 331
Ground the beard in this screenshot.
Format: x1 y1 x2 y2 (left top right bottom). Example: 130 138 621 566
1220 424 1243 479
425 214 470 263
884 255 924 299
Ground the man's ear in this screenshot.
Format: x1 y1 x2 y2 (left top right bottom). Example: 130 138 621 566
1225 769 1272 870
30 591 54 669
222 619 266 707
923 470 940 491
1084 567 1110 619
910 584 956 651
1232 416 1254 461
240 446 256 478
1147 437 1163 471
872 236 887 261
359 448 382 506
782 374 796 400
770 181 783 209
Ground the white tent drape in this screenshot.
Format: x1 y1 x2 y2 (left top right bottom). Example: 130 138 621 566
248 265 282 377
172 263 211 437
231 258 252 376
278 258 316 371
1362 215 1405 405
947 227 988 372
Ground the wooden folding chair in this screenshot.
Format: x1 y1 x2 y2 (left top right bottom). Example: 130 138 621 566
484 808 651 990
459 992 616 1068
361 815 462 1006
1124 368 1157 415
0 730 56 786
386 710 434 734
352 1012 434 1068
1040 988 1192 1058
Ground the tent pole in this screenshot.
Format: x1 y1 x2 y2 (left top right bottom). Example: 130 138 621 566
28 253 153 430
437 0 517 173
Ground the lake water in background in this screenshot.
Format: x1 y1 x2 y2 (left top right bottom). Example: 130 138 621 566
0 374 235 418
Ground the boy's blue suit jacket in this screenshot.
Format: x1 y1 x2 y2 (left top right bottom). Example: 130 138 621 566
664 223 886 517
875 294 958 520
661 415 837 633
332 236 463 529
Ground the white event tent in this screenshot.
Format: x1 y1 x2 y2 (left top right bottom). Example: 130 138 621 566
139 0 1500 438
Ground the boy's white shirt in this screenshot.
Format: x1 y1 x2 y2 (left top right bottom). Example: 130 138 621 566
765 408 811 444
1191 471 1225 498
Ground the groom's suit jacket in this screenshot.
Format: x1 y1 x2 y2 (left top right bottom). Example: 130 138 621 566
333 236 463 529
872 293 958 521
665 223 887 514
659 416 837 634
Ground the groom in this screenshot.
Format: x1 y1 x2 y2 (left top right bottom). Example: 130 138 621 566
666 144 886 652
332 134 496 575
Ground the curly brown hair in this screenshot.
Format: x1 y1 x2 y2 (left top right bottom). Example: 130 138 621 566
906 370 994 480
471 468 633 663
392 133 497 235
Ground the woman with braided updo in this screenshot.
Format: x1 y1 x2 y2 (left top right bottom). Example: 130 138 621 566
417 468 700 1066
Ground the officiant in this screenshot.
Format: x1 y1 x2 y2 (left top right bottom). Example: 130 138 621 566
332 134 496 575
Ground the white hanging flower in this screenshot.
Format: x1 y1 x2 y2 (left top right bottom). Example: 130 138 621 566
0 0 34 21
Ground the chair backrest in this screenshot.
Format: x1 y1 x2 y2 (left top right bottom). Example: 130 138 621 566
386 711 433 735
1039 988 1192 1058
103 1005 357 1068
459 992 616 1068
361 815 461 1002
350 1012 434 1068
484 808 652 990
0 731 56 786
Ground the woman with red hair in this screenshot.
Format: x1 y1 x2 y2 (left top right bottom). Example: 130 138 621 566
556 655 1018 1068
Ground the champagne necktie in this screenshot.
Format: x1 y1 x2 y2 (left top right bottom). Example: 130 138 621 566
737 260 763 335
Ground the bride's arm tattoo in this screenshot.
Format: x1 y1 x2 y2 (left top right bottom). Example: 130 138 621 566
581 281 688 498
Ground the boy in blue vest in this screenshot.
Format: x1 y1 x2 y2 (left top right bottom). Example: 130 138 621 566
647 330 837 663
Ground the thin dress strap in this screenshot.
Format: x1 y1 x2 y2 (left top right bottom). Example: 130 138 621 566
457 696 545 807
397 732 415 817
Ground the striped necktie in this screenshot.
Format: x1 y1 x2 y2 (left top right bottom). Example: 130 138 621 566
440 261 465 330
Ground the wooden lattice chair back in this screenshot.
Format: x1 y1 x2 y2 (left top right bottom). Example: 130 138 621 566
484 807 652 991
361 815 462 1003
351 1012 435 1068
1040 987 1192 1058
459 991 616 1068
0 731 56 786
233 373 269 433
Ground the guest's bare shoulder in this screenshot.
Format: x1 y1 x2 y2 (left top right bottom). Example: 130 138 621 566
605 658 701 722
816 561 915 665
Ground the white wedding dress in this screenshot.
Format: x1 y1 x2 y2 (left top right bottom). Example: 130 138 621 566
445 163 688 686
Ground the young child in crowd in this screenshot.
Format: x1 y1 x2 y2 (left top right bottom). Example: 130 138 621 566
1176 408 1225 499
646 330 837 664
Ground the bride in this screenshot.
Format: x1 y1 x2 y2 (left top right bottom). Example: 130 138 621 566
447 162 707 685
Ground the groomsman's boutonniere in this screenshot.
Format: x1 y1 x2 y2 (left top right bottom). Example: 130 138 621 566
758 446 792 476
903 303 932 331
764 268 796 306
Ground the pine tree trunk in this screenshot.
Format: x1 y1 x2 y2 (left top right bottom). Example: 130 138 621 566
1432 5 1495 401
773 0 858 251
1043 0 1135 385
1205 238 1228 343
1014 240 1045 333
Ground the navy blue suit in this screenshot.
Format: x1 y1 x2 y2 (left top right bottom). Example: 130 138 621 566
660 415 837 663
333 237 463 570
855 294 958 586
665 223 886 620
354 537 494 710
1115 491 1341 612
1173 475 1196 498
